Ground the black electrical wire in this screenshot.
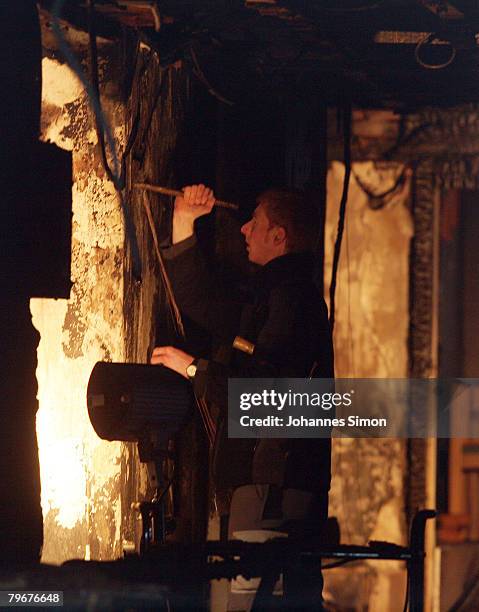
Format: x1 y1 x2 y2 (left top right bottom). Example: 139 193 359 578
313 100 328 296
189 46 235 106
87 0 143 280
403 567 410 612
352 165 407 209
383 122 432 161
87 0 119 188
135 72 167 162
415 32 456 70
329 104 352 332
121 97 142 173
86 9 188 333
52 0 122 186
87 2 144 185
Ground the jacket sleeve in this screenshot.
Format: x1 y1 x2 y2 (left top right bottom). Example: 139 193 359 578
162 235 241 341
192 286 307 410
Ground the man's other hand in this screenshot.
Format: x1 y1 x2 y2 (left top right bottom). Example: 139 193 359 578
150 346 194 379
172 184 215 244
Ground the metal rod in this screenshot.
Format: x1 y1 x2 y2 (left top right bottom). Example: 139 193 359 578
134 182 239 211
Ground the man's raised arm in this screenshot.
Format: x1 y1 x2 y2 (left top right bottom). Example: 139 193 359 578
161 184 240 340
172 184 215 244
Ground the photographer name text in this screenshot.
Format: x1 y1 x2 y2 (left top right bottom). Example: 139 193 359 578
239 414 387 428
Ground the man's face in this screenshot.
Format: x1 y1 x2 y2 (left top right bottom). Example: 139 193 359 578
240 202 284 265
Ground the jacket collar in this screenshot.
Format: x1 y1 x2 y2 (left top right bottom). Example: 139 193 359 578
252 251 314 294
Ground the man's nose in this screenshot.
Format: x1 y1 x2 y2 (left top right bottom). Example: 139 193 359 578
240 221 250 236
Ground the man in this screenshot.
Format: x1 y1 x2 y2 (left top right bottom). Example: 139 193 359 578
151 184 333 608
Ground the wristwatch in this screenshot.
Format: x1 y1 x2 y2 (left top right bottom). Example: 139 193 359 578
186 358 199 380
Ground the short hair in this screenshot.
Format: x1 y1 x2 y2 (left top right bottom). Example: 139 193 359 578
258 188 319 253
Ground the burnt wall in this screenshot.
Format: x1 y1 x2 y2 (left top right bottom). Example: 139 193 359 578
124 51 222 545
36 18 216 558
36 43 127 562
324 161 412 611
124 55 214 545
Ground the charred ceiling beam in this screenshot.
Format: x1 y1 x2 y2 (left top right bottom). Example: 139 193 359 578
39 0 124 41
257 0 393 106
37 1 479 108
448 0 479 24
373 31 477 44
95 1 163 31
247 0 476 105
263 0 444 32
417 0 463 20
39 0 165 33
39 0 237 68
416 0 477 52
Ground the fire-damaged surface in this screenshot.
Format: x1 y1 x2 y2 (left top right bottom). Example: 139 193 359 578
34 13 213 563
39 0 479 108
123 52 213 545
33 39 127 563
322 162 412 609
5 1 477 610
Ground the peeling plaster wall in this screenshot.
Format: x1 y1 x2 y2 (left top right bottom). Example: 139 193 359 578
32 52 126 564
323 161 413 611
35 31 195 561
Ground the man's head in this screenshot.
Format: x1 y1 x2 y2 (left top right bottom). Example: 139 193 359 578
240 188 319 265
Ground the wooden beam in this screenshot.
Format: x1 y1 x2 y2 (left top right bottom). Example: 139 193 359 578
418 0 463 20
374 30 477 44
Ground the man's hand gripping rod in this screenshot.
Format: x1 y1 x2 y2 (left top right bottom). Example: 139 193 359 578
134 183 239 211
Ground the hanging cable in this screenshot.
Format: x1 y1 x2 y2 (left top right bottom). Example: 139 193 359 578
345 194 355 376
51 0 142 281
87 0 118 187
312 99 328 296
329 104 352 332
51 0 120 184
86 10 191 340
189 46 234 106
402 568 410 612
352 164 408 209
415 32 456 70
142 198 185 339
142 197 217 446
382 122 431 160
88 13 144 184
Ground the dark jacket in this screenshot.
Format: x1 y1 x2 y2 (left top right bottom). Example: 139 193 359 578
163 236 334 507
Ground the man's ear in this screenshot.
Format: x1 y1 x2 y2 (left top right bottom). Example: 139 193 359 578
273 226 287 245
